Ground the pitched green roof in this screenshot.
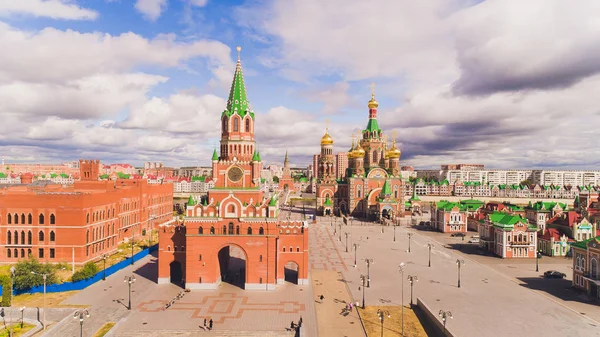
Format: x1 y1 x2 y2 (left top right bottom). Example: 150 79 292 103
570 236 600 250
187 195 196 206
212 149 219 161
269 194 278 206
191 176 206 182
60 173 69 178
0 172 7 178
526 201 566 211
252 150 260 162
363 118 382 135
489 212 536 230
323 196 333 206
381 180 392 196
222 52 255 120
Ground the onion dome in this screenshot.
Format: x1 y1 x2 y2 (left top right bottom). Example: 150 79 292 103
347 138 357 158
321 129 334 146
388 141 401 159
367 93 379 109
354 141 365 158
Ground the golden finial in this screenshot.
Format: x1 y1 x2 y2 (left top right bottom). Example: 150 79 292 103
321 118 333 145
236 46 242 62
368 82 379 109
325 118 329 131
392 130 397 143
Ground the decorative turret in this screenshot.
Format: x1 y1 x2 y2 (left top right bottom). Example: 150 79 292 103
223 46 254 120
212 149 219 161
363 83 382 140
187 195 196 206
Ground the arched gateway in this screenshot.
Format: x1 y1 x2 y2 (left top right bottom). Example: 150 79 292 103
157 47 309 291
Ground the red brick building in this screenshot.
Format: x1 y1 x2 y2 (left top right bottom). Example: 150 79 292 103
0 160 173 267
157 47 309 290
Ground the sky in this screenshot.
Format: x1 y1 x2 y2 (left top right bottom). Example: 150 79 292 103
1 0 600 170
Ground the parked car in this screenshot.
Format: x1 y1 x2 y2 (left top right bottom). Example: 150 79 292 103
468 238 480 243
451 233 466 237
544 270 566 279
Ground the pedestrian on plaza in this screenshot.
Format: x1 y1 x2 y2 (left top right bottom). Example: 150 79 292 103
290 321 295 330
204 318 207 327
209 319 213 330
349 302 353 312
320 294 325 302
298 316 302 327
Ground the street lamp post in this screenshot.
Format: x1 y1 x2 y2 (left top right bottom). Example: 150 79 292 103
407 233 413 253
338 224 342 241
407 275 418 306
19 307 25 328
359 274 367 309
30 271 48 330
73 309 90 337
10 266 15 306
102 254 108 281
393 225 396 242
427 243 434 267
456 259 465 288
345 232 349 252
439 310 453 335
124 275 136 310
377 309 391 337
353 244 359 267
399 262 405 336
536 250 542 272
365 258 374 288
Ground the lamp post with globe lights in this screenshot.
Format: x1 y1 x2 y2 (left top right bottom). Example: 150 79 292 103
124 275 136 310
73 309 90 337
407 233 413 253
353 244 359 267
427 243 434 267
399 262 406 336
359 274 367 309
456 259 465 288
364 258 374 288
439 310 453 335
377 309 391 337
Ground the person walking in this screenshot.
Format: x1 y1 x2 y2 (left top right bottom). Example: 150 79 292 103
298 316 302 327
209 319 213 330
204 318 207 327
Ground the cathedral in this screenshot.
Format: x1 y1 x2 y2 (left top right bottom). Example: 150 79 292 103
158 47 309 290
316 89 405 221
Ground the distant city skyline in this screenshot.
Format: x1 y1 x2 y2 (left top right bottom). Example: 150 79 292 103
1 1 600 170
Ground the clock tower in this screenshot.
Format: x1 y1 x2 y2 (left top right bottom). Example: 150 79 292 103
211 46 262 189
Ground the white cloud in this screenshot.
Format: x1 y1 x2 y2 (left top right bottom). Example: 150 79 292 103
190 0 208 7
0 0 98 20
135 0 167 21
299 82 355 115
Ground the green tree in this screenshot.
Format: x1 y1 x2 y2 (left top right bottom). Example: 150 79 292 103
272 176 279 183
520 179 533 186
13 257 58 290
71 262 99 282
0 274 11 306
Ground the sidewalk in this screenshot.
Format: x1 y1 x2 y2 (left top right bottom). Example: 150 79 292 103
311 270 365 337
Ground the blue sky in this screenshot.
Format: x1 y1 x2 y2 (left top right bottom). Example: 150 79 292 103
1 0 600 170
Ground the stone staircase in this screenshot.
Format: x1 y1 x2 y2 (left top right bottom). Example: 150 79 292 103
114 330 295 337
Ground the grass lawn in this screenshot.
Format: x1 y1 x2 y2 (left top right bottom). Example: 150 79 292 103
0 323 36 337
358 305 427 337
92 322 116 337
11 290 84 308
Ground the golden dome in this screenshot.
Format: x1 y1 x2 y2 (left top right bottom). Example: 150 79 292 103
353 141 365 158
347 138 356 158
388 142 401 159
367 93 379 109
321 130 334 146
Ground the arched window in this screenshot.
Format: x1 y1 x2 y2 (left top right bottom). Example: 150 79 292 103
233 118 239 132
7 231 11 245
7 249 11 258
21 213 25 224
50 231 55 242
236 225 240 235
297 247 300 252
259 255 263 262
167 245 171 251
14 231 18 245
86 213 90 224
229 205 235 213
222 117 228 132
103 211 105 220
39 214 45 225
14 213 18 224
289 246 293 252
592 259 599 278
245 118 250 132
357 186 362 198
20 249 24 258
210 226 215 234
198 227 204 235
112 224 115 235
28 213 32 224
222 225 227 235
20 231 25 245
260 277 263 284
86 230 89 243
7 213 11 224
247 227 253 235
373 150 378 162
27 231 32 245
259 227 264 235
13 249 17 258
27 249 31 257
283 247 286 252
228 223 235 235
199 254 202 261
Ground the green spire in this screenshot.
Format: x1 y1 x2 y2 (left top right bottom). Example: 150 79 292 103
410 186 421 201
257 151 262 162
284 150 289 164
364 118 382 134
187 195 196 206
269 194 278 206
212 148 219 161
381 179 392 196
252 150 260 162
222 46 254 120
324 196 333 206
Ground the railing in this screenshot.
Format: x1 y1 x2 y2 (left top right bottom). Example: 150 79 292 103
510 241 531 246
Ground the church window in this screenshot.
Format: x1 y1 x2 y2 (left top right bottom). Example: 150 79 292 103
222 225 227 234
28 231 32 244
14 213 18 224
39 214 45 224
21 231 25 244
7 231 11 244
210 226 215 234
28 213 32 224
245 118 250 132
198 227 204 234
233 118 239 132
50 214 56 224
228 223 234 235
247 227 253 235
259 255 263 262
50 231 55 242
236 225 240 235
7 213 11 224
21 213 25 224
7 249 11 258
222 117 228 132
259 227 264 235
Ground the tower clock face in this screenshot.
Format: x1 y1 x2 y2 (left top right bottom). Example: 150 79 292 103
228 167 244 183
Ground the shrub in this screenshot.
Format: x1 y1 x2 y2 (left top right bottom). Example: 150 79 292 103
0 274 11 306
71 262 99 282
13 257 58 290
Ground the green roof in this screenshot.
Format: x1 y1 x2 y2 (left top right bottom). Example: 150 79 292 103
571 236 600 250
191 176 206 182
324 196 333 206
50 173 58 178
410 185 421 201
381 180 392 196
212 149 219 161
363 118 382 135
0 172 7 178
252 150 260 162
187 195 196 206
99 174 109 179
489 212 536 230
60 173 69 178
526 201 566 212
222 52 255 120
269 194 278 206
